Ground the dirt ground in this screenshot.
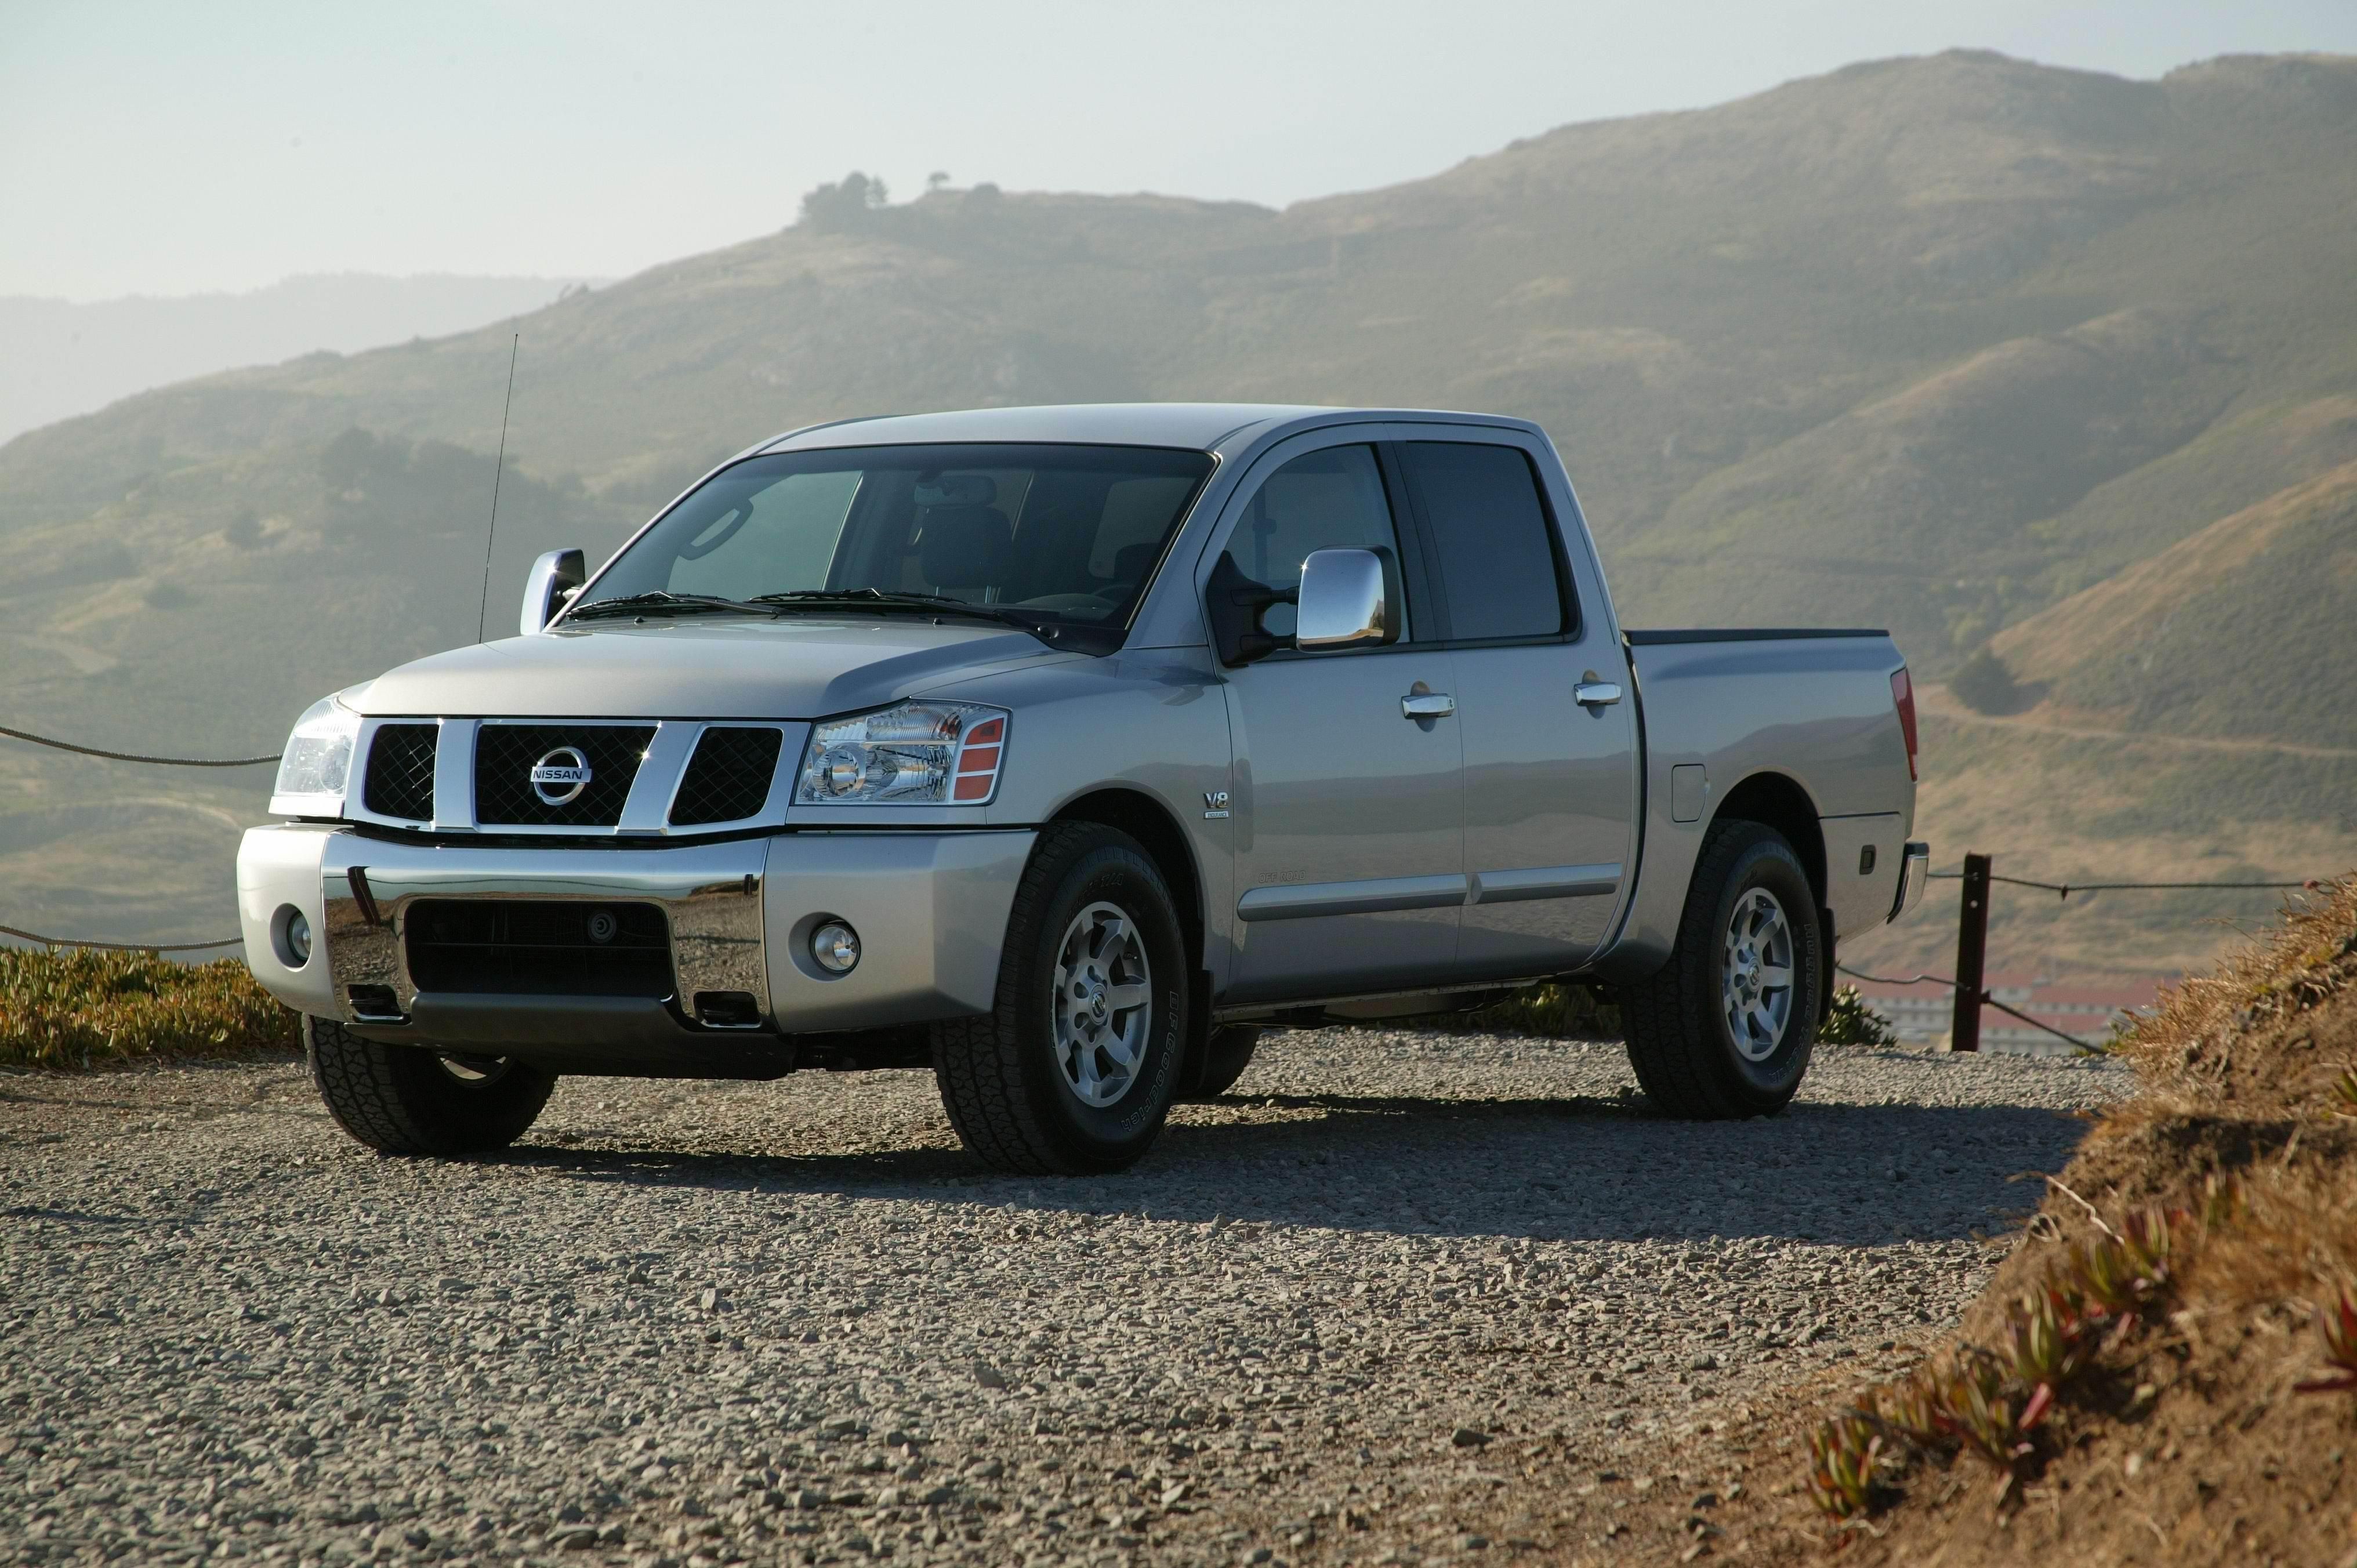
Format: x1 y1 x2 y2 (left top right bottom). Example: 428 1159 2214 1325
1591 880 2357 1567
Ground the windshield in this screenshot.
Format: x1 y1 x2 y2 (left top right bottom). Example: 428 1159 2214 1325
571 443 1216 647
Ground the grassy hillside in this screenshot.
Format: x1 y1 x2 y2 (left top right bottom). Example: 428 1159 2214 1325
1992 462 2357 748
2 48 2353 955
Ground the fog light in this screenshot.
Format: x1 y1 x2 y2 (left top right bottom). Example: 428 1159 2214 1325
275 905 312 969
811 921 860 974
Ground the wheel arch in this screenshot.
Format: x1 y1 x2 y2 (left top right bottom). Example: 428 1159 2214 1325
1045 787 1206 969
1707 770 1827 909
1706 770 1835 1010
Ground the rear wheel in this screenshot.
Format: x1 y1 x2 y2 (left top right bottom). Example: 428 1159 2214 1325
305 1015 556 1156
932 823 1188 1174
1619 819 1823 1118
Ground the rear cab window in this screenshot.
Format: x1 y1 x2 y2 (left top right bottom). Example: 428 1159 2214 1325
1394 441 1574 643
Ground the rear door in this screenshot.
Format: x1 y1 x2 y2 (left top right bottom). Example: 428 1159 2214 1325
1212 440 1464 1003
1388 437 1638 977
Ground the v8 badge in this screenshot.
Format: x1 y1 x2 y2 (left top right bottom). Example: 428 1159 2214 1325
1202 790 1231 820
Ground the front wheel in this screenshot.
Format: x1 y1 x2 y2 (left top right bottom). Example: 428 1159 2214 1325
931 823 1189 1174
306 1015 556 1156
1619 819 1823 1118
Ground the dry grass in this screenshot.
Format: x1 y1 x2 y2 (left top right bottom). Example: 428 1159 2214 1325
0 947 299 1070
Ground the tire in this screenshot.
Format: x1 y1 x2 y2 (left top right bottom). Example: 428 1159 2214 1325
1180 1026 1261 1101
931 822 1190 1174
1619 819 1823 1119
305 1015 557 1156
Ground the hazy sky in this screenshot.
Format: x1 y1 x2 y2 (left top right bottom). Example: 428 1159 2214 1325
6 0 2354 301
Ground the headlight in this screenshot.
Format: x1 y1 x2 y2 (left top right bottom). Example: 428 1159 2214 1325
270 685 369 816
796 701 1008 806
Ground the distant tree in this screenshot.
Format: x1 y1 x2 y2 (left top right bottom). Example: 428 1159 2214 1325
799 171 890 229
968 181 1001 203
224 510 262 549
143 580 195 610
927 170 951 193
319 427 380 489
1950 645 2025 714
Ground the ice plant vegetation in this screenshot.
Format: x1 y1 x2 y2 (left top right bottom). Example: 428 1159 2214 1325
1805 1413 1883 1527
1 949 298 1069
1798 1194 2211 1527
2294 1288 2357 1395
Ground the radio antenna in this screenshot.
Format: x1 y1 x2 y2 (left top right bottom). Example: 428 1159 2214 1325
473 333 520 643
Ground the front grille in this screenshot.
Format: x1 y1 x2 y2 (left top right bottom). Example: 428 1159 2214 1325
404 899 673 999
669 726 784 826
362 724 438 820
473 724 653 827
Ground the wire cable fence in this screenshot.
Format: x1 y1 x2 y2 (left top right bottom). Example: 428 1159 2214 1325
1856 857 2338 1055
1 720 274 952
0 924 245 954
0 722 280 768
2 717 2342 1000
1926 868 2321 900
1833 961 2101 1053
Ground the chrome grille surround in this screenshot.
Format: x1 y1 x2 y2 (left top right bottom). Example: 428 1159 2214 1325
339 718 802 838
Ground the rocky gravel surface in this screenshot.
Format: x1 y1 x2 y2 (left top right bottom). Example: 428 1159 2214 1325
2 1033 2127 1567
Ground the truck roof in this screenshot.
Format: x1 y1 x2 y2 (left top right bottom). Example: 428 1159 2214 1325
756 402 1539 456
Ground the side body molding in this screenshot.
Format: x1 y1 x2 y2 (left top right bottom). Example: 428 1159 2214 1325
1236 874 1469 923
1467 863 1622 905
1236 864 1621 923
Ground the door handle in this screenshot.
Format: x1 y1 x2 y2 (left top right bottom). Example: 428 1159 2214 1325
1401 692 1456 720
1574 681 1623 706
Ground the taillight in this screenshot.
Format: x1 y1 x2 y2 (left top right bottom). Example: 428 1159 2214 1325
1890 668 1919 782
952 715 1006 802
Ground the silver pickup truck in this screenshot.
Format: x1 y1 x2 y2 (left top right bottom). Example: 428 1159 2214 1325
237 404 1928 1174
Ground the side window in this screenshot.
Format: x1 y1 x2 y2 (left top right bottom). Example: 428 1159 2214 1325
1399 442 1569 642
1221 444 1402 640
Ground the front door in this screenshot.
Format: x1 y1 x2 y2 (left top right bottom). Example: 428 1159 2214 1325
1389 438 1639 977
1216 442 1464 1003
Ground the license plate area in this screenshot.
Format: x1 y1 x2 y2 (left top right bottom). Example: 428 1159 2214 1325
403 899 674 999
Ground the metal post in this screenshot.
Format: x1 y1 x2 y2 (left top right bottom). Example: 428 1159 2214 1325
1950 852 1991 1053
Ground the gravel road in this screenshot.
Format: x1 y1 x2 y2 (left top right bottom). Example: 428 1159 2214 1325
2 1032 2126 1567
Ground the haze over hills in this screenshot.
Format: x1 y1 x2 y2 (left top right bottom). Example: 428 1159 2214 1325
0 273 597 445
2 47 2352 961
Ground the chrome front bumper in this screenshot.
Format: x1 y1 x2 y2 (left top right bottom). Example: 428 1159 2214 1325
237 825 1034 1068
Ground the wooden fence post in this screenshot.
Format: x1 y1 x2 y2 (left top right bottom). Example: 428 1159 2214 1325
1950 852 1992 1053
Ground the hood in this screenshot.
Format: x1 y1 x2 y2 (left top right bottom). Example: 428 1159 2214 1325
357 616 1074 720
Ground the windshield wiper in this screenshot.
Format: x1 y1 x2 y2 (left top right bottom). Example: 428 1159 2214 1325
564 590 781 622
748 589 1065 641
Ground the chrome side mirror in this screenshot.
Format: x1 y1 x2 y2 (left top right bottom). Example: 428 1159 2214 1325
1294 548 1394 650
520 548 586 634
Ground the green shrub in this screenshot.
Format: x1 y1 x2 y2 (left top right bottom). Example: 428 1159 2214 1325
1949 645 2026 714
1819 983 1900 1046
0 948 299 1069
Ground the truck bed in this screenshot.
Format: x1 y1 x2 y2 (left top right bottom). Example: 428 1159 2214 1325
1600 626 1916 979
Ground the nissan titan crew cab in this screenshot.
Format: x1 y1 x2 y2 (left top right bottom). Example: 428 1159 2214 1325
237 404 1930 1174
